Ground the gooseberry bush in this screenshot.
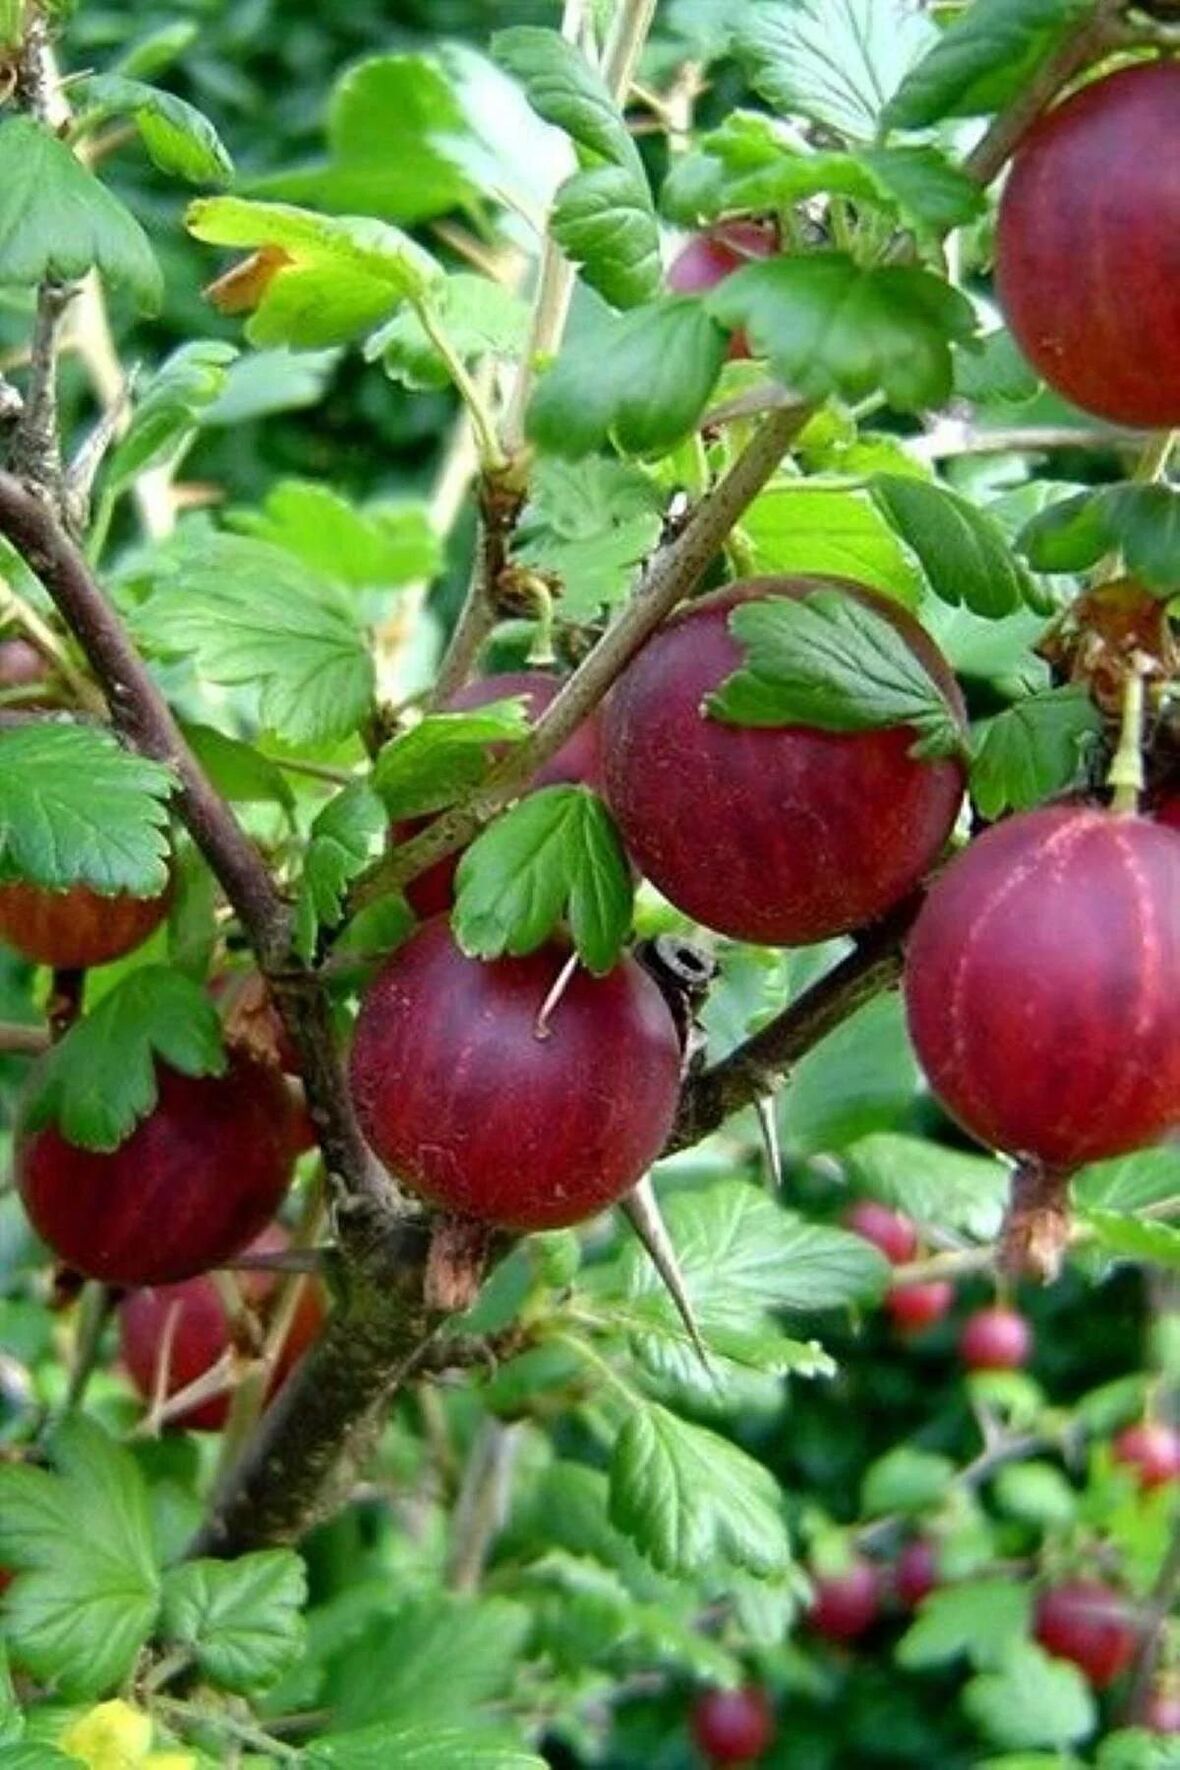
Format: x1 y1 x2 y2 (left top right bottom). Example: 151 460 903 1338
0 0 1179 1765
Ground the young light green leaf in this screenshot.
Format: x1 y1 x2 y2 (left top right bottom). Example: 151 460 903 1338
992 1463 1078 1530
862 1447 955 1516
454 785 633 974
970 688 1102 820
514 456 664 617
1079 1211 1180 1273
872 474 1038 617
0 1418 160 1699
844 1131 1010 1241
181 723 295 814
367 273 530 390
136 533 375 746
528 297 728 458
77 74 233 185
734 0 937 141
160 1551 307 1693
707 587 964 760
897 1579 1033 1672
187 196 441 348
24 966 225 1151
308 1725 547 1769
963 1642 1096 1752
295 783 387 962
884 0 1094 130
0 724 173 894
1018 484 1180 593
1073 1149 1180 1215
105 340 238 497
374 701 532 820
743 485 923 607
609 1399 791 1579
707 255 978 413
231 480 441 591
0 115 162 311
324 1596 530 1734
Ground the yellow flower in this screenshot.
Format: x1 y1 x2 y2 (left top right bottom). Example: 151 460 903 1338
57 1701 196 1770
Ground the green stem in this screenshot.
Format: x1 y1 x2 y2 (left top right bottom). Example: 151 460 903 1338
415 300 508 474
1108 663 1147 814
546 1327 644 1409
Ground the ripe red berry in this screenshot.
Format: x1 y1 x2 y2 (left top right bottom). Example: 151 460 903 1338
894 1538 939 1609
0 636 51 699
1035 1581 1138 1689
0 879 170 970
809 1558 881 1642
667 221 778 359
17 1053 296 1285
996 62 1180 429
397 671 602 920
603 578 964 947
1113 1421 1180 1491
1156 795 1180 832
905 806 1180 1169
959 1305 1032 1372
119 1223 325 1431
843 1200 918 1265
349 919 681 1231
1144 1686 1180 1735
689 1686 774 1765
886 1280 954 1334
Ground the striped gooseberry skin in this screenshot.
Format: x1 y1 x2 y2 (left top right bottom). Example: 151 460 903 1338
995 61 1180 428
349 918 681 1231
602 577 965 947
904 806 1180 1169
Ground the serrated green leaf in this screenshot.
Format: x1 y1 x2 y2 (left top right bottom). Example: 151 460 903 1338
0 725 173 894
884 0 1094 130
324 1595 530 1734
514 456 664 618
367 273 530 390
991 1463 1078 1529
955 328 1042 407
181 723 295 814
708 587 963 759
863 1446 955 1516
964 1642 1097 1751
308 1725 546 1770
0 1419 159 1698
872 474 1037 617
708 254 978 413
24 966 225 1151
897 1579 1032 1672
1074 1149 1180 1215
527 297 728 459
78 74 233 186
187 196 441 348
232 480 441 591
743 485 922 606
373 701 532 820
106 340 238 497
782 990 921 1155
160 1551 306 1693
844 1131 1010 1240
1018 484 1180 593
0 115 161 311
609 1400 791 1578
1079 1210 1180 1272
970 688 1102 820
454 785 633 974
295 783 386 962
136 533 375 746
734 0 937 140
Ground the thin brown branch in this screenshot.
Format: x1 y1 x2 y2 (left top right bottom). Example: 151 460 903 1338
0 1019 50 1056
428 468 528 708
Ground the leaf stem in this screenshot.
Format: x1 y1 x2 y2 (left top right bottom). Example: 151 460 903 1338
1107 658 1147 814
415 299 508 474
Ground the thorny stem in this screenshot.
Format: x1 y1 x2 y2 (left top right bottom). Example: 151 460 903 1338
446 1417 522 1593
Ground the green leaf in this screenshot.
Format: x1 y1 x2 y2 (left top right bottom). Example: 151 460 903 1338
1074 1149 1180 1215
367 274 530 390
203 347 339 426
964 1642 1097 1751
255 55 479 226
1018 484 1180 593
708 587 964 759
373 701 532 820
454 785 633 974
324 1595 530 1734
1079 1210 1180 1273
872 474 1038 617
77 74 233 185
232 480 441 591
897 1579 1032 1672
495 27 660 309
970 688 1103 820
708 255 978 413
160 1551 306 1693
527 297 728 459
136 533 375 746
295 784 387 963
24 967 225 1151
782 991 921 1155
0 115 161 311
884 0 1094 130
181 723 295 814
844 1131 1010 1241
0 724 173 894
609 1399 791 1579
309 1725 546 1770
743 485 922 607
991 1463 1078 1530
0 1419 159 1698
105 340 238 497
734 0 937 141
514 456 664 618
862 1447 955 1516
955 328 1041 407
186 196 440 349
